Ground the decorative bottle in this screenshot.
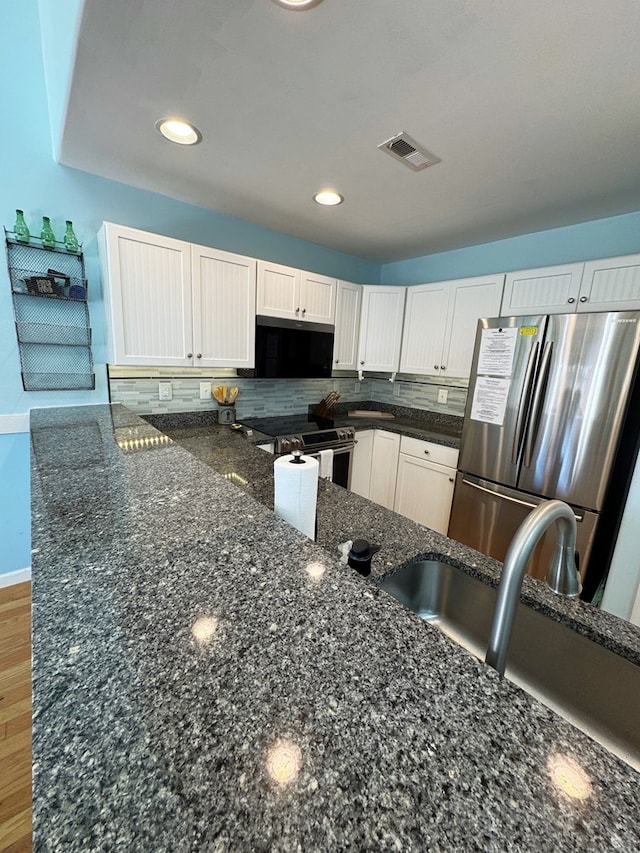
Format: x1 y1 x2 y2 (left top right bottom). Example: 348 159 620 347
40 216 56 249
14 210 30 243
63 220 79 253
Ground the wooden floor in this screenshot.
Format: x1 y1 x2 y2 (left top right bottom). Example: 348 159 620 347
0 582 32 853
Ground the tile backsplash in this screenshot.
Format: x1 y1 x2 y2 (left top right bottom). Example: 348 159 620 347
109 367 468 420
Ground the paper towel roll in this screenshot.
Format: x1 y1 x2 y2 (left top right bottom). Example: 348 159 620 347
274 453 319 540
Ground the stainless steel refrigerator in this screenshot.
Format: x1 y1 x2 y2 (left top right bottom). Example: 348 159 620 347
448 311 640 592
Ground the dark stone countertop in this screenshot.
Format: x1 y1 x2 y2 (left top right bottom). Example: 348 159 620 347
31 404 640 852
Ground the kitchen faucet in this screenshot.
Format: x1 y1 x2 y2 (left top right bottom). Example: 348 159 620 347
485 500 581 677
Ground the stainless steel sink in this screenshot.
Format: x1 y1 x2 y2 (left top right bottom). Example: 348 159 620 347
378 560 640 770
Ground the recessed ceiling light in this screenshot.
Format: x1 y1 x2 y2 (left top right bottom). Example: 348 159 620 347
272 0 324 9
155 118 202 146
313 190 344 206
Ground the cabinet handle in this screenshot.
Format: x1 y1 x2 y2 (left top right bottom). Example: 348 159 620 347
449 477 454 482
567 297 575 304
579 296 588 303
440 365 446 370
302 308 306 315
295 307 300 314
197 353 202 359
424 450 430 455
360 360 365 365
335 359 340 364
434 364 439 370
187 352 193 358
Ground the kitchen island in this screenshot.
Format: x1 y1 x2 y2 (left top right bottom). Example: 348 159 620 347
31 404 639 851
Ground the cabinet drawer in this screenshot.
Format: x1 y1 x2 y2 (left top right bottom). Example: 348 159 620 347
399 434 458 468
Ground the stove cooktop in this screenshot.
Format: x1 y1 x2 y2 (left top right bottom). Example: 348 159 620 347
240 415 335 437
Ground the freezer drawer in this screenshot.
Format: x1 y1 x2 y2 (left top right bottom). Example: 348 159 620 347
448 473 597 582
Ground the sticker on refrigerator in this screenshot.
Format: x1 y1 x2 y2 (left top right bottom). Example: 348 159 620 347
476 327 518 377
470 377 511 426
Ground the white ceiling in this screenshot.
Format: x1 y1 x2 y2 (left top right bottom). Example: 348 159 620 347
59 0 640 262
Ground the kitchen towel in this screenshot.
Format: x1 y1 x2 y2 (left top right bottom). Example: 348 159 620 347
274 454 319 540
318 449 334 481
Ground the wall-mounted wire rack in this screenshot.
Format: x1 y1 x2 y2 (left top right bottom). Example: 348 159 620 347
5 229 95 391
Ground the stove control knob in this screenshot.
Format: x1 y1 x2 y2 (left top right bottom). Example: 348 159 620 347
290 437 302 451
280 438 291 453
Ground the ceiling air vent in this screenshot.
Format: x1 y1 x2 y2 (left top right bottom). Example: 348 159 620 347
378 132 441 171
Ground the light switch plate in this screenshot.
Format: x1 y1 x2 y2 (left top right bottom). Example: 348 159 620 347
158 382 172 401
199 382 211 400
438 388 448 404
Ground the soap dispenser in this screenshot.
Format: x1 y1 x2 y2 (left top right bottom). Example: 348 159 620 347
347 539 381 577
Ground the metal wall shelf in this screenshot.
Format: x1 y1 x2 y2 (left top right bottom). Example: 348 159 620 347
5 229 95 391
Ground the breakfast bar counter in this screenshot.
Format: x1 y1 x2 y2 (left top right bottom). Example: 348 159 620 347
31 404 640 851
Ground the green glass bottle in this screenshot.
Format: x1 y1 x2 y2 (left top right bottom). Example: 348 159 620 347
14 209 30 243
41 216 56 249
63 220 79 253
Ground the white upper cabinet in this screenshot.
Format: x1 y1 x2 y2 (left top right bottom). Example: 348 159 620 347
578 254 640 312
501 256 640 316
257 260 336 324
191 244 256 368
501 263 585 315
99 223 193 366
301 271 336 324
99 223 256 367
358 286 406 373
400 275 504 379
333 281 362 370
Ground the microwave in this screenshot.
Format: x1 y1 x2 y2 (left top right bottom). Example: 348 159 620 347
251 315 334 378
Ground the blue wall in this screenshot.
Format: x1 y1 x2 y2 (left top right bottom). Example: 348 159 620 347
0 433 31 575
381 210 640 285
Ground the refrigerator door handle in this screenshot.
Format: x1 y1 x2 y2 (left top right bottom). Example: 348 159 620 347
511 340 540 465
461 477 584 520
523 340 553 468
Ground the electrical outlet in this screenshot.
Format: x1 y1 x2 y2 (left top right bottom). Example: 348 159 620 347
158 381 172 401
199 381 211 400
438 388 448 404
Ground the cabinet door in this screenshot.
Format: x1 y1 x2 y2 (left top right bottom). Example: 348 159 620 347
370 430 400 509
334 281 362 370
394 454 455 535
358 286 406 373
301 271 336 324
350 429 374 498
100 223 192 366
501 263 584 316
443 275 505 378
399 282 449 376
256 260 300 320
192 245 256 368
578 254 640 312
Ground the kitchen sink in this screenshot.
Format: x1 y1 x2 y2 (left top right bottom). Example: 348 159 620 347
378 560 640 770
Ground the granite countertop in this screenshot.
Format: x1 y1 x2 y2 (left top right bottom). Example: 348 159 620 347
31 404 640 851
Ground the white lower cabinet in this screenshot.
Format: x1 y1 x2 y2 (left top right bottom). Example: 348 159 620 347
350 430 374 498
369 431 401 509
349 429 459 532
350 428 400 508
393 436 458 533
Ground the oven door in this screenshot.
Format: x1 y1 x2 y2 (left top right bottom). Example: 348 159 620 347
309 444 354 489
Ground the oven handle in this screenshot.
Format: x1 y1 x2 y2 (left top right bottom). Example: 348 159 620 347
307 443 355 457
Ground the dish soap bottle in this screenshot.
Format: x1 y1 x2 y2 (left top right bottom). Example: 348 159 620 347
40 216 56 249
14 210 30 243
63 220 79 253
